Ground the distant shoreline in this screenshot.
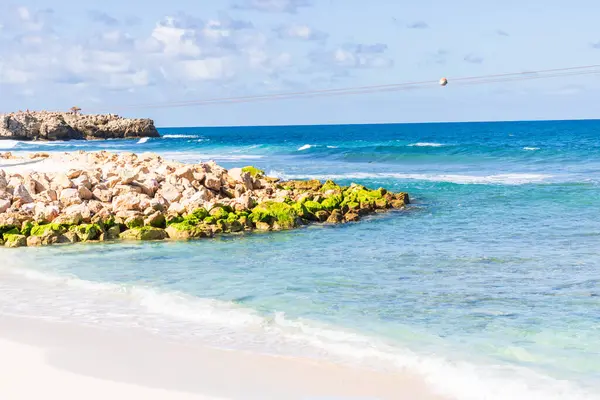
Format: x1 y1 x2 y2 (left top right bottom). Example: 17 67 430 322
0 111 159 141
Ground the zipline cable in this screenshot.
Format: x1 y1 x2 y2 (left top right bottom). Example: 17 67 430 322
90 64 600 111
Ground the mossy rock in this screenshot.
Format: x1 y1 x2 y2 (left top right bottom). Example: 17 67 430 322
59 231 80 244
281 179 322 191
30 223 66 237
326 209 344 224
186 208 209 224
241 166 265 177
70 224 102 241
344 212 360 222
125 216 144 229
303 200 323 214
120 227 168 241
228 220 244 233
166 214 184 225
106 225 121 240
292 202 315 220
209 206 229 220
344 201 360 211
314 210 330 222
216 219 228 232
0 225 17 236
204 216 217 225
320 194 343 211
166 224 211 240
255 221 271 231
320 180 342 194
4 233 27 248
21 221 34 236
250 201 299 229
375 198 389 209
2 227 20 240
103 216 117 229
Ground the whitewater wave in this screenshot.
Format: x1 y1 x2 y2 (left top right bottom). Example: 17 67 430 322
137 137 150 144
298 144 314 151
407 142 445 147
160 151 263 163
161 134 201 139
0 140 21 149
279 172 552 185
524 147 540 151
0 264 597 400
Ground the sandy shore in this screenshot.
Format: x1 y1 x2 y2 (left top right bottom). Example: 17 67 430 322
0 314 446 400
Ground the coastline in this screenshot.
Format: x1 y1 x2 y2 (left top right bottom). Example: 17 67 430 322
0 314 446 400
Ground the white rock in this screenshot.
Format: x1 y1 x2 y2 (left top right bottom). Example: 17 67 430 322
112 193 143 212
157 183 181 203
0 198 10 213
204 173 221 191
13 184 34 205
59 188 82 207
51 173 74 191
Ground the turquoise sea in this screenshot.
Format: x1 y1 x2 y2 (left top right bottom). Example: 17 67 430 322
1 120 600 399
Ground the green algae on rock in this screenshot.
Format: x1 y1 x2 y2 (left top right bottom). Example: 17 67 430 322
241 166 265 178
0 151 409 248
120 226 168 241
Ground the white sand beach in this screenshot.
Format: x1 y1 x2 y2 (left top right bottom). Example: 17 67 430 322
0 315 446 400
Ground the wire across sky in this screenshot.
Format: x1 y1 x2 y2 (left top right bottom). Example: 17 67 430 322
92 64 600 112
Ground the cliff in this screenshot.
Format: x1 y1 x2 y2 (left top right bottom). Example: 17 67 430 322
0 111 160 141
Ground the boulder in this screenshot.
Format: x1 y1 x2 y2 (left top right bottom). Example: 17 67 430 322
204 173 221 191
51 174 73 191
144 211 165 228
227 168 254 190
71 224 102 241
59 188 82 207
92 187 112 203
78 185 93 200
157 183 181 203
112 193 144 212
4 234 27 248
326 209 344 224
120 227 167 241
165 223 210 240
13 184 34 206
0 198 10 213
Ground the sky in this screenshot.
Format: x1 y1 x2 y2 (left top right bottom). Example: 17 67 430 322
0 0 599 127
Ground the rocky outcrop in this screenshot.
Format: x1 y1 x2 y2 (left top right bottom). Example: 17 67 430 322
0 151 410 248
0 111 159 141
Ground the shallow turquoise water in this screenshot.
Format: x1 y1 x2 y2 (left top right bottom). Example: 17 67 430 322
1 120 600 399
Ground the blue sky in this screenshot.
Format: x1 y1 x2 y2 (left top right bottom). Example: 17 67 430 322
1 0 599 127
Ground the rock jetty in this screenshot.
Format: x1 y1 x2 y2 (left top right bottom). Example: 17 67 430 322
0 111 159 141
0 151 409 248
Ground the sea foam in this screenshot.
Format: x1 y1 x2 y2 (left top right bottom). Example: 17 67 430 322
279 172 552 185
407 142 445 147
0 263 597 400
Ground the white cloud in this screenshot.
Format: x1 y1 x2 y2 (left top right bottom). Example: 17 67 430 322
0 6 394 107
310 43 393 71
232 0 312 13
0 62 31 84
179 58 235 81
275 24 327 41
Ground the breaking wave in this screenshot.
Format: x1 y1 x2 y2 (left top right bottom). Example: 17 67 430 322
0 263 596 400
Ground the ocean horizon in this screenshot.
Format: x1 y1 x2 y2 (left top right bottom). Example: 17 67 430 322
2 118 600 400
